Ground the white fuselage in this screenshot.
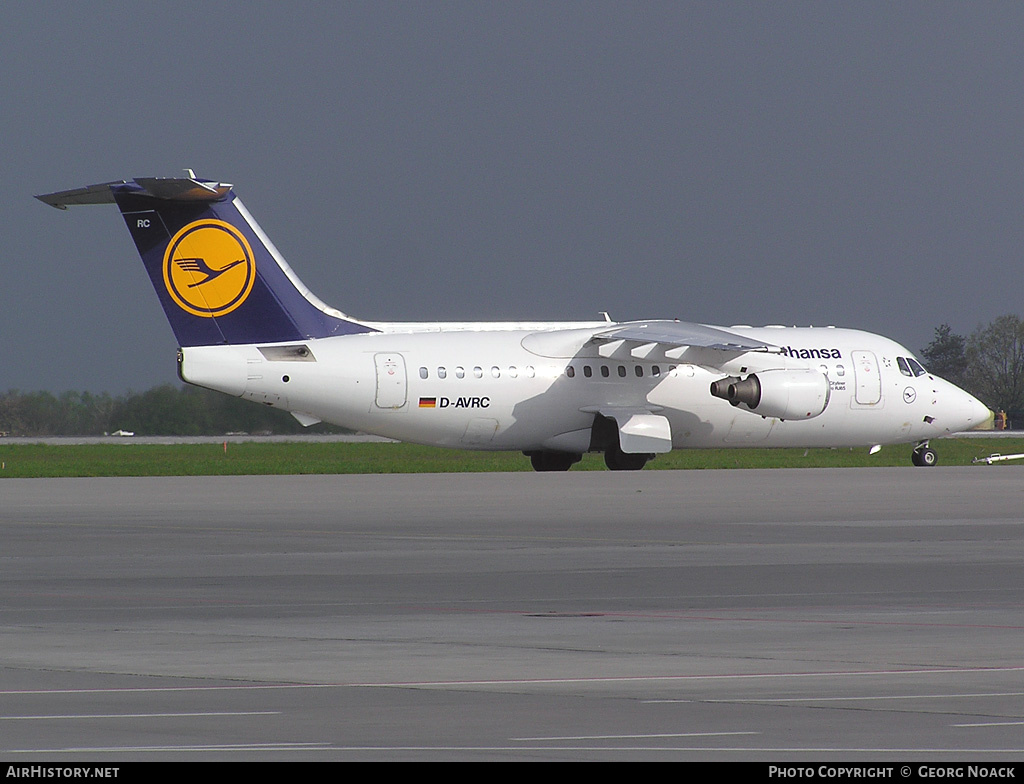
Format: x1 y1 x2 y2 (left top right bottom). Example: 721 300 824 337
179 322 989 453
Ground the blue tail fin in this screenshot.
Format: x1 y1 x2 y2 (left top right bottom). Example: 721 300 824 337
37 176 375 347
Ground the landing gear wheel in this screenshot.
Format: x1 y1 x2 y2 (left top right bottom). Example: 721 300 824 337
911 447 937 467
604 444 652 471
528 451 580 472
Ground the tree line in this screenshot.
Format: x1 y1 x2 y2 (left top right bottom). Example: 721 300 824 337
0 384 352 437
921 315 1024 424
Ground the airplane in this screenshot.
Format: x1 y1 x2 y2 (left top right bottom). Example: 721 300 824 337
36 174 991 470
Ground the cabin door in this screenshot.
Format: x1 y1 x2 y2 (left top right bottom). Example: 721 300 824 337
374 353 407 409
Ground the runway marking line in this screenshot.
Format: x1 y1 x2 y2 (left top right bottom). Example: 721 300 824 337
511 731 758 741
4 666 1024 695
0 684 336 695
0 711 280 720
350 666 1024 688
8 745 1024 755
7 743 331 754
687 691 1024 704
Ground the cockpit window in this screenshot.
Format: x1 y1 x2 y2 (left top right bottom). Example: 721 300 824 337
897 356 927 377
907 357 927 377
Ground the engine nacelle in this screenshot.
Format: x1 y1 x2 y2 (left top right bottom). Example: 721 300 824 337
709 368 830 420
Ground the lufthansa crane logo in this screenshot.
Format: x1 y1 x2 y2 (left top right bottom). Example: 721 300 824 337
163 220 256 317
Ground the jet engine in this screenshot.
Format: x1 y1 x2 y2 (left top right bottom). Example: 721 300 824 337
710 368 830 420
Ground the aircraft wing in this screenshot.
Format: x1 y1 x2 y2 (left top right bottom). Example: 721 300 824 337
591 320 777 353
522 319 781 366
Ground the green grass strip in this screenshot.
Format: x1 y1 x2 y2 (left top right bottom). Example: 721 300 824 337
1 438 1022 477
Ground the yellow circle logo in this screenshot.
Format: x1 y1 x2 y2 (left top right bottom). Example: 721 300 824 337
163 220 256 317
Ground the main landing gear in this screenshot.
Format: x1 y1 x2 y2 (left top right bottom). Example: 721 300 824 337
527 417 655 471
526 451 582 472
524 446 653 472
911 441 938 467
603 442 653 471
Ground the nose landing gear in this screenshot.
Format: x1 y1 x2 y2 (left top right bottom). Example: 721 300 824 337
911 441 937 467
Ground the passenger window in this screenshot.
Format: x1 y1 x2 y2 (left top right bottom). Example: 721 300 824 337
897 357 912 377
525 366 535 378
419 367 428 379
583 365 593 378
455 366 465 379
491 366 501 378
473 366 483 378
652 365 661 377
836 364 845 377
437 367 447 379
635 366 644 377
601 366 610 378
508 366 518 378
566 365 575 378
617 366 627 378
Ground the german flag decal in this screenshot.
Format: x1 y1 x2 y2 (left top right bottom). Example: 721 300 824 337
418 397 437 408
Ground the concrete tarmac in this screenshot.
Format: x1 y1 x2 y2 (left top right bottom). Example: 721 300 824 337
2 468 1024 761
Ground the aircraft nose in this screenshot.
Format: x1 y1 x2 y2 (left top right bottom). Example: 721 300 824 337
967 393 993 429
955 390 992 432
930 378 991 433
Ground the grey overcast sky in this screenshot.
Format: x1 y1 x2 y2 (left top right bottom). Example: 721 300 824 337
4 2 1024 392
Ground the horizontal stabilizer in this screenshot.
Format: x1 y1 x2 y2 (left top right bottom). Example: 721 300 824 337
35 181 124 209
37 177 232 209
